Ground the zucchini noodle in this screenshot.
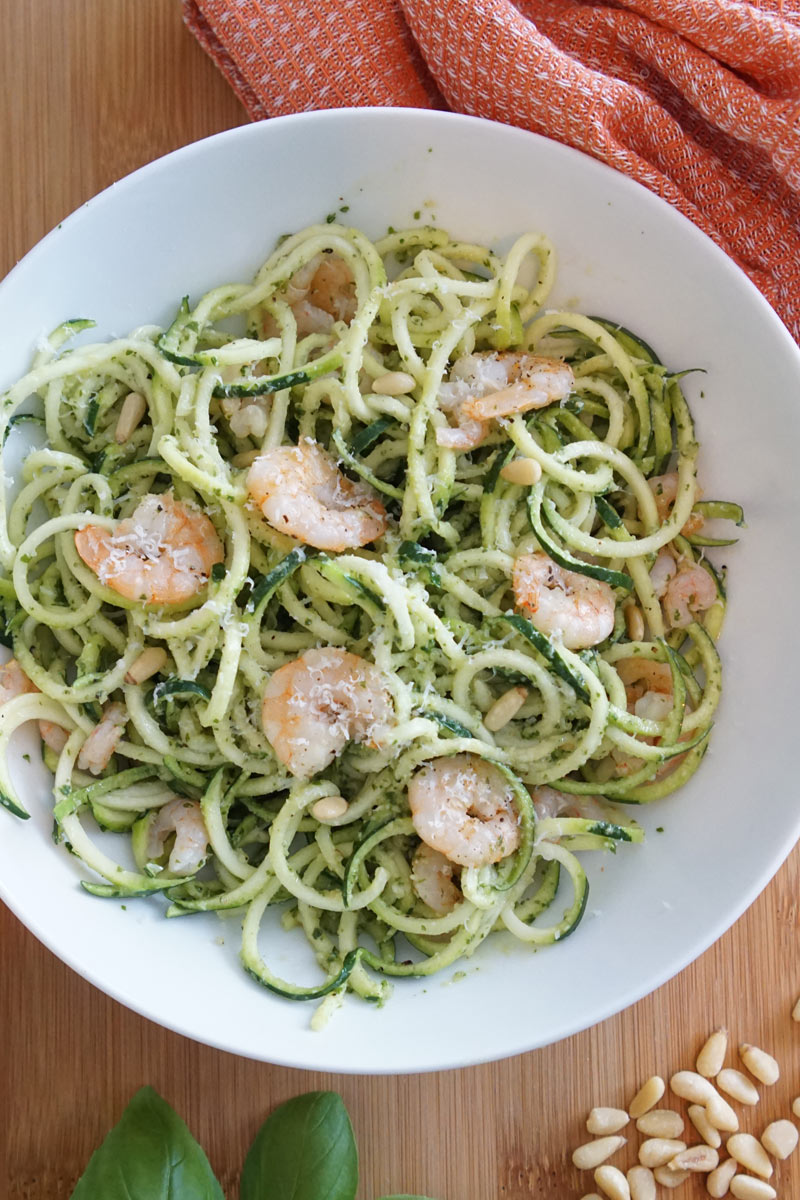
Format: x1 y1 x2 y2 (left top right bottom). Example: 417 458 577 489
0 222 741 1022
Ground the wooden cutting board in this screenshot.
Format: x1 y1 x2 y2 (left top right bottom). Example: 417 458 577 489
3 3 800 1197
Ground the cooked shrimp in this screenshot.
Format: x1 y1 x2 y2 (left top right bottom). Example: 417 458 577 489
0 658 38 705
410 842 462 913
77 701 127 775
648 472 703 535
263 253 356 336
408 753 520 868
0 659 69 751
615 657 674 718
650 547 677 597
512 551 615 650
75 493 224 606
436 352 574 449
261 647 393 779
39 720 70 753
662 562 717 629
530 785 608 822
146 797 209 876
247 440 387 551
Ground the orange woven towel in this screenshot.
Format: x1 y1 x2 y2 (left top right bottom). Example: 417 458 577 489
184 0 800 340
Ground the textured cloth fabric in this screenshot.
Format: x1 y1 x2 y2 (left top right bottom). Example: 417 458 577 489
184 0 800 340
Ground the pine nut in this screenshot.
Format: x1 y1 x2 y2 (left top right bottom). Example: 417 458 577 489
587 1108 630 1136
717 1069 759 1106
738 1044 779 1086
726 1134 772 1179
653 1165 689 1189
572 1136 627 1170
629 1076 665 1118
638 1139 686 1168
499 456 542 487
311 794 349 822
124 646 168 684
483 685 527 732
371 371 416 396
626 1166 656 1200
635 1110 684 1139
688 1103 721 1148
231 449 261 468
579 1195 604 1200
594 1164 630 1200
793 1096 800 1119
669 1145 719 1172
760 1118 798 1160
697 1028 728 1078
114 391 147 443
707 1158 738 1198
792 994 800 1022
623 602 645 642
670 1069 717 1105
706 1092 740 1132
728 1179 776 1200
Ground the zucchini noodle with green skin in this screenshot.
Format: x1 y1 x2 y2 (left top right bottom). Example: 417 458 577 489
0 222 742 1021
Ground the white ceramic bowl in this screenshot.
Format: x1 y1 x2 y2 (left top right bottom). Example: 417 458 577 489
1 109 798 1074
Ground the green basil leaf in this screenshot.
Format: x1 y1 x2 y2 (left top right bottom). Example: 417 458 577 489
240 1091 358 1200
70 1086 223 1199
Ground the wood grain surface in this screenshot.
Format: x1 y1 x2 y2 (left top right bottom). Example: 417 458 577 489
2 3 800 1198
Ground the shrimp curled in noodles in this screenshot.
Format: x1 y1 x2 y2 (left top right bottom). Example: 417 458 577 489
512 551 615 650
0 659 69 752
662 563 717 629
146 797 209 876
75 493 224 606
263 253 356 336
436 352 574 450
408 753 520 869
261 647 393 779
247 440 387 551
410 842 462 914
77 701 128 775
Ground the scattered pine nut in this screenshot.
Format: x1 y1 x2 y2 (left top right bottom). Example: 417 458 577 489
706 1092 740 1133
669 1145 719 1173
572 1136 627 1171
371 370 416 396
310 794 349 822
124 646 168 685
587 1108 629 1136
738 1044 779 1086
728 1179 776 1200
707 1158 738 1198
635 1109 683 1139
688 1103 722 1148
760 1118 798 1160
626 1165 656 1200
594 1164 630 1200
499 456 542 487
793 1096 800 1119
638 1138 686 1168
697 1028 728 1078
792 994 800 1022
653 1165 689 1189
629 1076 665 1118
579 1194 604 1200
483 685 527 732
114 391 147 443
670 1070 717 1105
726 1134 773 1179
623 601 645 643
717 1069 759 1107
231 449 261 468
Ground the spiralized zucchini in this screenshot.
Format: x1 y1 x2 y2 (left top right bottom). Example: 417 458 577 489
0 222 740 1022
